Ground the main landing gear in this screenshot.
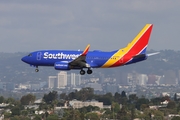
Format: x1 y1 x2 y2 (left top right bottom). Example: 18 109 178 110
80 69 92 75
35 66 39 72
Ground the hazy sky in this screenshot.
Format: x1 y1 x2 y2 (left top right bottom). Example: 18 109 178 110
0 1 180 52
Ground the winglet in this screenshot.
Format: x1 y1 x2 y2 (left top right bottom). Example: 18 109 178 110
82 44 90 56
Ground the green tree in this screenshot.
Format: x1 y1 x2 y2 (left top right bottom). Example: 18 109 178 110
4 112 11 119
150 97 161 105
60 93 67 100
172 116 180 120
136 97 149 110
63 109 81 120
34 115 42 120
174 93 178 101
68 92 76 100
21 110 28 116
128 94 138 104
161 96 170 102
177 103 180 112
0 96 4 103
10 115 30 120
117 106 130 120
39 103 48 110
79 105 100 113
143 108 164 120
111 102 120 113
114 92 121 103
6 97 16 104
120 91 127 105
96 95 112 105
167 101 176 109
85 112 99 120
11 106 21 116
20 94 36 105
46 114 59 120
130 104 135 120
102 109 112 119
121 91 127 98
140 104 149 111
77 87 94 101
43 91 58 104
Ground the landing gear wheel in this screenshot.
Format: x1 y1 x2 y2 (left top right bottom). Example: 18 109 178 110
80 70 85 75
87 69 92 74
35 68 39 72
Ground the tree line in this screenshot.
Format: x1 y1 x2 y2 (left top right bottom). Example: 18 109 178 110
1 87 180 119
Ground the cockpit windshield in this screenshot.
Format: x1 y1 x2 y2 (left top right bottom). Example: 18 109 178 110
28 53 32 57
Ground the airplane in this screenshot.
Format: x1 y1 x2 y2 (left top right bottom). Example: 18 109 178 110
21 24 159 75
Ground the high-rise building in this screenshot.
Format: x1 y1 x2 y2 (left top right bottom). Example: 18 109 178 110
105 83 119 94
161 70 177 85
67 74 71 86
0 82 6 90
57 71 67 88
48 76 57 88
67 73 81 87
99 73 105 84
74 73 81 86
116 72 128 85
6 82 15 90
138 74 148 86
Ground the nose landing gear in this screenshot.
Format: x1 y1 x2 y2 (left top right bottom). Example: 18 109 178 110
35 66 39 72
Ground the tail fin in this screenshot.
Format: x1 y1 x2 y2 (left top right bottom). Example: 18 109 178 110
125 24 153 55
113 24 153 57
102 24 153 68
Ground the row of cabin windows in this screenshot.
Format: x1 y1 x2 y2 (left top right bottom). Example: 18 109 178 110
86 57 119 60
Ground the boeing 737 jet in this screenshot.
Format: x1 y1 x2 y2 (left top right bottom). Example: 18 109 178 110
21 24 159 75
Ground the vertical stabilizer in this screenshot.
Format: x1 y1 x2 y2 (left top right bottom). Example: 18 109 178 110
101 24 153 67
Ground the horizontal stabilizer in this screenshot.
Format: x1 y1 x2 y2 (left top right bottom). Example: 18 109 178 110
147 52 160 56
133 54 146 59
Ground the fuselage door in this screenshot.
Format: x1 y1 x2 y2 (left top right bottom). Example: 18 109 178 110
37 52 42 60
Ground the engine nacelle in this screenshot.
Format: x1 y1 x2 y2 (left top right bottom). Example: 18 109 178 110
54 62 70 70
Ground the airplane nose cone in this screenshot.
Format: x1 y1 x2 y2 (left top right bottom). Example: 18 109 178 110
21 56 27 63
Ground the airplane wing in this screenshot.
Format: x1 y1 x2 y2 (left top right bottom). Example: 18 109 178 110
69 44 90 68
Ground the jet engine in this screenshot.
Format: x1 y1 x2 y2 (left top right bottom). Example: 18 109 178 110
54 62 70 70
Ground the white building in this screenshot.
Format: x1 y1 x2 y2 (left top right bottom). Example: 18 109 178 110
138 74 148 86
48 76 57 88
67 73 81 86
57 71 67 88
19 83 31 89
69 100 103 109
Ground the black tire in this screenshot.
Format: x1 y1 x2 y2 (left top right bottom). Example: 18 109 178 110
80 70 85 75
35 69 39 72
87 69 92 74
